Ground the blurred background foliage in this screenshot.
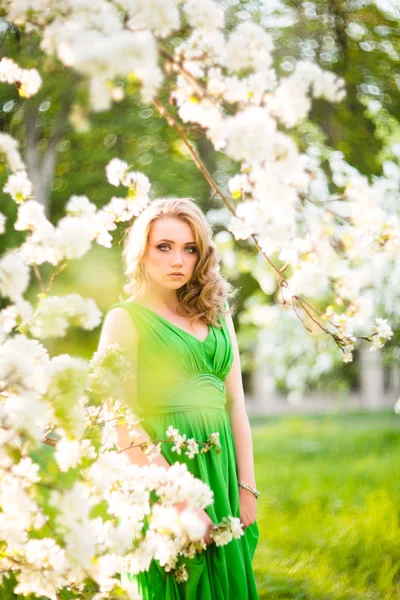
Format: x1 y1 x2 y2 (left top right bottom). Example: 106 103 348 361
0 0 399 393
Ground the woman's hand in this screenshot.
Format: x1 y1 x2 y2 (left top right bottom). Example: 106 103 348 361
191 507 214 545
239 486 257 529
174 501 214 545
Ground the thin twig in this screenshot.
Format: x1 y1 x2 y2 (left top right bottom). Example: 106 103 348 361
291 297 312 333
294 296 332 335
251 234 289 288
152 97 235 211
159 48 221 109
295 295 326 318
32 263 44 295
45 261 68 294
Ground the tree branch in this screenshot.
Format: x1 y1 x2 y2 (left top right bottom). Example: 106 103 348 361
152 97 362 353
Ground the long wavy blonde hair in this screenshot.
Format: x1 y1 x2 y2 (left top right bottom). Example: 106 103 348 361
121 197 237 327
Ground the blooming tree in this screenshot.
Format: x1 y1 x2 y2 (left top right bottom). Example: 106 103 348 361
1 0 396 359
0 0 399 596
0 327 242 598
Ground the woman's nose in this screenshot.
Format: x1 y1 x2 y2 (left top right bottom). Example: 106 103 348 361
171 252 183 266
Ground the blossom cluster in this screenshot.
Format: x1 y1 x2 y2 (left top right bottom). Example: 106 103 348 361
0 338 243 597
0 57 42 97
241 302 393 401
1 0 398 364
0 132 25 172
166 425 221 459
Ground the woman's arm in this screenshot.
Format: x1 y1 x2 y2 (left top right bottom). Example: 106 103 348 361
98 307 171 470
224 310 257 528
98 307 214 538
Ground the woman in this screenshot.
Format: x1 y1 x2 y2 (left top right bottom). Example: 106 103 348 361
98 197 260 599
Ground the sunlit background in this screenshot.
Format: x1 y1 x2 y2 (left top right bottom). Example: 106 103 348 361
1 0 400 598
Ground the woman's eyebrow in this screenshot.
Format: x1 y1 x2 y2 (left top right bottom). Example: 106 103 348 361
156 239 196 244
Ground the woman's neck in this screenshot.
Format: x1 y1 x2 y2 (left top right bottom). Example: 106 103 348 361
139 289 180 313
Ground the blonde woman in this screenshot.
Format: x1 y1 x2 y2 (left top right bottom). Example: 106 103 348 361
98 197 260 598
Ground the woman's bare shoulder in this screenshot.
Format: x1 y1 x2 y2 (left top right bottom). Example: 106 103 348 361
99 305 139 354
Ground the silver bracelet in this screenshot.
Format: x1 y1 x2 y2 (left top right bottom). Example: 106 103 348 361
238 480 260 499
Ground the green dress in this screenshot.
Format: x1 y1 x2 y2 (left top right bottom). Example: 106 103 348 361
106 300 259 599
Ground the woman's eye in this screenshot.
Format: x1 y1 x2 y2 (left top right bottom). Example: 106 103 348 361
157 245 197 253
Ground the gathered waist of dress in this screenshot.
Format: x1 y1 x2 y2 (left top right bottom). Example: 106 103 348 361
143 404 227 416
139 373 227 416
188 373 226 394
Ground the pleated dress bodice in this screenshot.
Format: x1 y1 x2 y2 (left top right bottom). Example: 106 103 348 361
106 300 234 418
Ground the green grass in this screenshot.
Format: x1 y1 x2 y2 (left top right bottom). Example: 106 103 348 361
251 411 400 600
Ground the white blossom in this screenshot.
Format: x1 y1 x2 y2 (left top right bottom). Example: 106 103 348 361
89 76 112 113
0 334 49 395
0 299 34 334
268 61 345 128
225 22 274 73
13 201 62 265
207 432 220 447
0 212 6 234
55 216 94 260
55 438 97 471
106 158 129 186
66 195 97 218
19 67 42 97
4 391 53 443
121 171 151 199
179 508 206 541
0 57 20 84
228 516 244 539
0 57 41 97
228 174 251 199
29 294 102 340
370 317 393 351
122 0 181 37
0 477 46 546
54 28 161 108
374 317 393 340
0 250 30 301
174 563 189 583
185 438 199 459
172 433 186 455
144 442 162 462
224 107 277 162
14 199 51 233
11 457 41 486
103 195 150 221
3 170 33 202
184 0 224 30
211 528 232 546
45 355 90 436
0 132 25 172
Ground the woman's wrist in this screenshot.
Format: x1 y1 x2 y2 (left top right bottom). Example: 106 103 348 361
238 480 261 500
174 500 189 513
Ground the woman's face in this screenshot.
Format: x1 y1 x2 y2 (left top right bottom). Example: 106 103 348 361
143 217 200 289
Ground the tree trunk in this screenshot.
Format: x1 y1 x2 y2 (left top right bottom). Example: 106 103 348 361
23 87 76 215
